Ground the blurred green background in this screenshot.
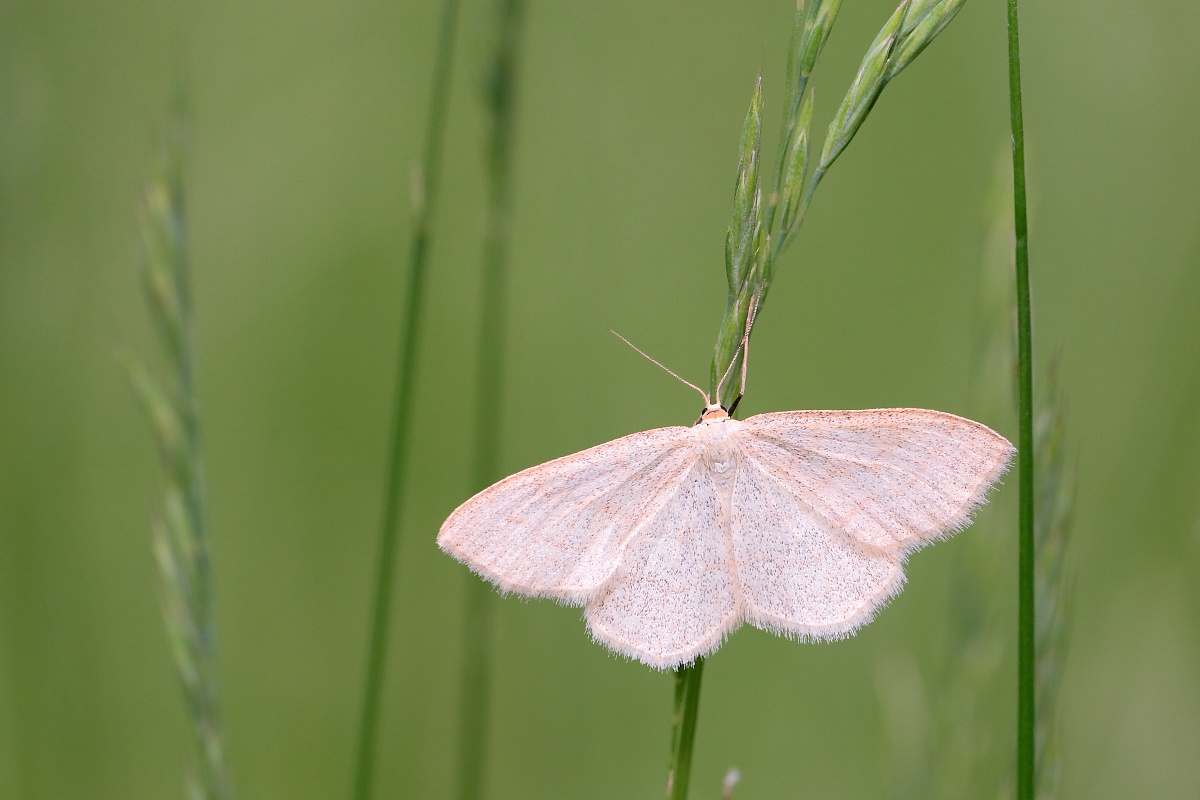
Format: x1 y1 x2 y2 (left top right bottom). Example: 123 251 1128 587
2 0 1199 798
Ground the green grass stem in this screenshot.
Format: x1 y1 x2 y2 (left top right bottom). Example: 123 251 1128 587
455 1 527 798
351 1 462 798
667 660 705 800
668 666 687 775
1006 1 1035 798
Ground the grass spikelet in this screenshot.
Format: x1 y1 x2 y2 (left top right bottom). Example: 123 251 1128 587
127 87 233 800
709 0 970 408
673 1 976 795
815 0 906 177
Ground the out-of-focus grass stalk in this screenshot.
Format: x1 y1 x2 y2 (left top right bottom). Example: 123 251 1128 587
876 153 1074 800
875 155 1012 800
128 89 233 800
1005 1 1036 797
352 1 462 799
456 1 526 798
950 158 1019 800
671 2 972 796
1031 362 1074 800
978 165 1074 800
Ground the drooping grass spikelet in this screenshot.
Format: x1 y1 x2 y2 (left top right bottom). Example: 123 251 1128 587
128 88 233 800
709 0 971 407
671 2 977 797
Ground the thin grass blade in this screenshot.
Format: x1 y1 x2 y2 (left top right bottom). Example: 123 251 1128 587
1006 0 1036 796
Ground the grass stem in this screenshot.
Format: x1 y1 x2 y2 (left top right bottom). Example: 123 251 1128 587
455 1 527 797
351 1 462 798
1005 1 1035 797
668 668 686 779
667 659 705 800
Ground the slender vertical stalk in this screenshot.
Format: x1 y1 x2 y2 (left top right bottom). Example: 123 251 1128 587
667 660 705 800
1006 1 1035 798
667 667 687 780
131 85 233 800
455 2 527 798
352 1 461 798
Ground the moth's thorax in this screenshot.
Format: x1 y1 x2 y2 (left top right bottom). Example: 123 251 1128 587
695 415 743 491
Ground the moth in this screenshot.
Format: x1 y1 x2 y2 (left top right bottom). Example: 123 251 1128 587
438 334 1013 669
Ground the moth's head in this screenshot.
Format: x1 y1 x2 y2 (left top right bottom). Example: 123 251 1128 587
698 403 729 424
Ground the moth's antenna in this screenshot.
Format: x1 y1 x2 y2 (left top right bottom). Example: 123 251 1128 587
715 336 744 402
607 328 711 405
740 295 759 395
